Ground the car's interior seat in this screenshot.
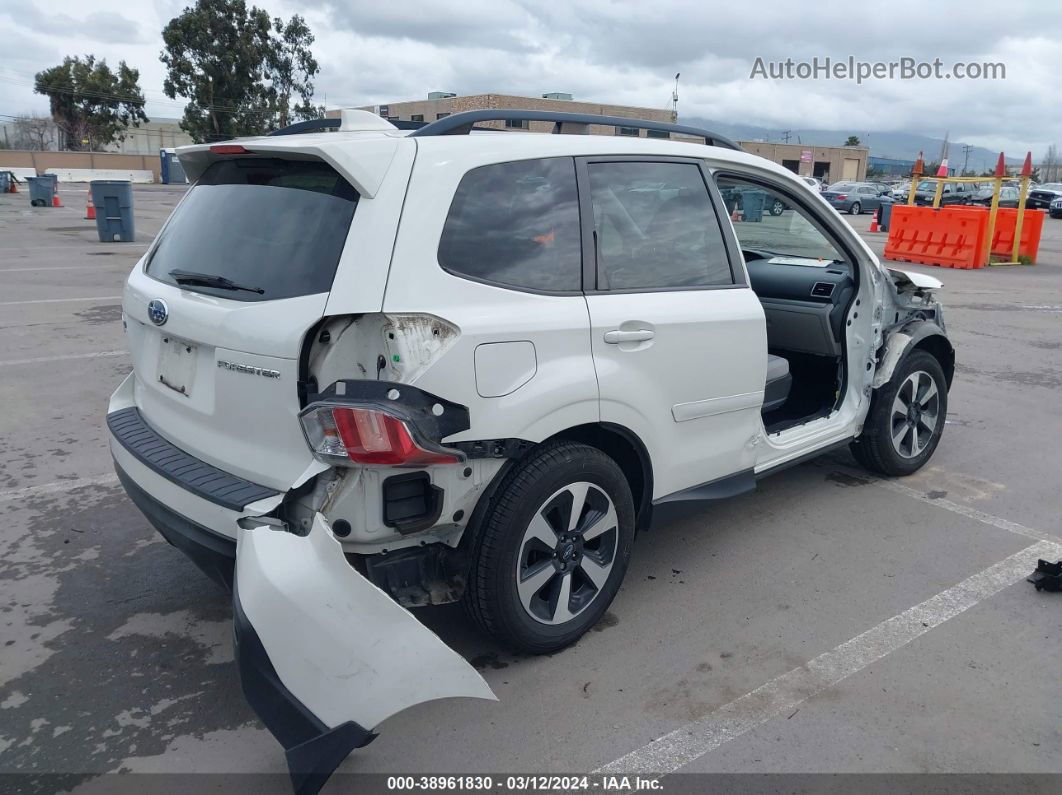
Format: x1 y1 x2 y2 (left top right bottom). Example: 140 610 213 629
762 353 792 413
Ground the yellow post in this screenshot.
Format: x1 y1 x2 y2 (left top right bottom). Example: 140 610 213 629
932 179 945 208
984 176 1002 267
1011 173 1028 260
906 179 918 206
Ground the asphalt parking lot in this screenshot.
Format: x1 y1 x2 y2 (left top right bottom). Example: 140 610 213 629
1 184 1060 792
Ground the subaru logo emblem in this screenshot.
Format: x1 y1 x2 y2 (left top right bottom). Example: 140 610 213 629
148 298 169 326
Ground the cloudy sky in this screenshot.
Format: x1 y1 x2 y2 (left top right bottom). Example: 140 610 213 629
1 0 1059 155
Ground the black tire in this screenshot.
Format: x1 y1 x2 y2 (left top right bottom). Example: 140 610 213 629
850 202 861 215
463 441 636 654
851 349 948 476
769 199 785 216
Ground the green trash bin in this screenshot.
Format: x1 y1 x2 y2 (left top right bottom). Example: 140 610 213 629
27 176 54 207
90 180 136 242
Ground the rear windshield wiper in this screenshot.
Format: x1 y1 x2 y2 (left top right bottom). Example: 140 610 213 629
169 269 265 295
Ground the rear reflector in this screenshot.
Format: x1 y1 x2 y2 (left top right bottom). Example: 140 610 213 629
300 405 460 466
209 144 250 154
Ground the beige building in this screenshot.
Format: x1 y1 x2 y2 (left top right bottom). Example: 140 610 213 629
736 141 868 183
336 93 866 182
340 92 675 138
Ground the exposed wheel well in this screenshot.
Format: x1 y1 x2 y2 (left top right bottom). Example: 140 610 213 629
548 423 653 530
912 334 955 388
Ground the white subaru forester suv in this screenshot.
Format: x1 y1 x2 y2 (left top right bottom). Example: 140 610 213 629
108 109 953 787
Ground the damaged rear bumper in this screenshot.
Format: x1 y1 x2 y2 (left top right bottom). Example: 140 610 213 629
234 514 496 792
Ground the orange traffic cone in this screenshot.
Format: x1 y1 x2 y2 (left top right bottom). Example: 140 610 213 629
52 189 62 208
869 214 879 233
935 158 949 177
85 195 96 220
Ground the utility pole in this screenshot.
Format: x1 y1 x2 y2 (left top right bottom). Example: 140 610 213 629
780 130 791 144
962 143 971 175
671 73 680 123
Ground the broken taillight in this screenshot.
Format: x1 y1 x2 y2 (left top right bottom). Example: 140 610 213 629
300 405 460 466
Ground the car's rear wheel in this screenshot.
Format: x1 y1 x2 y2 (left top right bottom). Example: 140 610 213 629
852 350 947 476
769 199 785 216
463 442 635 654
850 201 861 215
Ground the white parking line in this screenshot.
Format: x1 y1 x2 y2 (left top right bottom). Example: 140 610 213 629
871 477 1062 545
0 296 122 306
596 539 1062 776
0 350 127 367
0 474 120 503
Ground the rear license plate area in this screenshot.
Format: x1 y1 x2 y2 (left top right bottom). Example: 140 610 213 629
157 335 197 396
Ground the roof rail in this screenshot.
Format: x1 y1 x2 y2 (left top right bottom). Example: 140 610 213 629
268 117 427 136
409 109 741 150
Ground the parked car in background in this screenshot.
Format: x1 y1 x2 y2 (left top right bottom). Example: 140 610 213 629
822 182 886 214
801 176 824 192
1050 197 1062 218
1027 183 1062 210
968 186 1020 208
890 182 912 201
911 180 979 206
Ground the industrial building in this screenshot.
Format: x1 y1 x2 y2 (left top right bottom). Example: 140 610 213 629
345 92 677 137
339 93 868 183
868 155 917 176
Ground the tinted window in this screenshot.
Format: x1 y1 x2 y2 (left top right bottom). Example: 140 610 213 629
438 157 581 292
587 161 733 290
145 158 357 302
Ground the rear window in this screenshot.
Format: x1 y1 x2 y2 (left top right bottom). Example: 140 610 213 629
145 158 357 302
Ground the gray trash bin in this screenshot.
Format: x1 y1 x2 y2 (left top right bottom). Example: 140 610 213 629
878 201 894 232
742 190 766 222
27 176 54 207
90 180 135 242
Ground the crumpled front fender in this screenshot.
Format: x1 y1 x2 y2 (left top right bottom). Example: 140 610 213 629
234 514 496 793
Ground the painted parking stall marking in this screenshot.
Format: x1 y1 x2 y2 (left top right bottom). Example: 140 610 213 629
596 539 1062 776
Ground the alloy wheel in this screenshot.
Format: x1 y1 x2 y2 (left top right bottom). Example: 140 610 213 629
515 482 619 625
890 370 940 458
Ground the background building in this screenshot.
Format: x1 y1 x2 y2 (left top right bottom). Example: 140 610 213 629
737 141 868 183
337 93 868 182
345 92 676 137
868 155 917 176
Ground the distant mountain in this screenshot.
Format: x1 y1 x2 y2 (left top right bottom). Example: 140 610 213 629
682 118 1022 171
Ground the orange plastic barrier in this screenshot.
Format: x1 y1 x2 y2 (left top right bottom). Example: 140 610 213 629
939 206 1045 262
884 205 988 269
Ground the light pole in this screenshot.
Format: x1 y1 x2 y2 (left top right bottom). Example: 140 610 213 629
672 73 680 123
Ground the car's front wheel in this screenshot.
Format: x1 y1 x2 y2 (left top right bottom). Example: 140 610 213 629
769 199 785 216
464 442 635 654
851 349 948 476
850 201 862 215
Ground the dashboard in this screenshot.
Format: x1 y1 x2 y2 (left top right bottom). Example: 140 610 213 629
743 252 856 358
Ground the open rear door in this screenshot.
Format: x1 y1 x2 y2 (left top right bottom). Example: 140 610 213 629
234 515 495 794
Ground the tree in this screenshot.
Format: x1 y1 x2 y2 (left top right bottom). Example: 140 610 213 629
34 56 148 151
160 0 324 142
843 135 861 147
266 15 324 128
11 114 57 150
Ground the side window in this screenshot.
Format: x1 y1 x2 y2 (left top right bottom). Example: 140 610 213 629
586 161 733 290
438 157 581 292
717 175 846 263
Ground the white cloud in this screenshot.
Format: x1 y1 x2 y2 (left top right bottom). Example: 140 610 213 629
0 0 1058 156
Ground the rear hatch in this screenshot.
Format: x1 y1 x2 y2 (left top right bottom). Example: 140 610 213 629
122 153 371 491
